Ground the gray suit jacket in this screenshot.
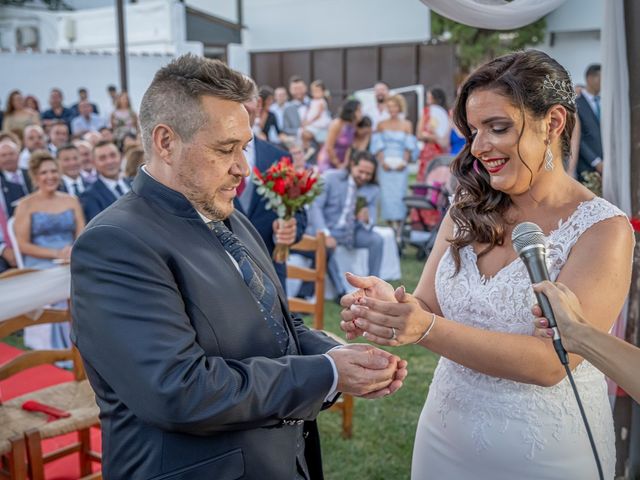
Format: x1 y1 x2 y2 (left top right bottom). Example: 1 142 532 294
308 169 379 244
282 101 304 136
71 170 338 479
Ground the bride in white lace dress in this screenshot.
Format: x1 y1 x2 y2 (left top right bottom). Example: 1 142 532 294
340 50 635 479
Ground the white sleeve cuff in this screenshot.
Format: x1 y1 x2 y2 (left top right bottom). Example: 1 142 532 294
591 157 603 167
322 346 342 402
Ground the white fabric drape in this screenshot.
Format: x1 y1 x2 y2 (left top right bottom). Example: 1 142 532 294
601 0 631 216
0 266 70 322
420 0 567 30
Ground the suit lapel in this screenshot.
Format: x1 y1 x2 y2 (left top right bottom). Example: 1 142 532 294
96 180 117 205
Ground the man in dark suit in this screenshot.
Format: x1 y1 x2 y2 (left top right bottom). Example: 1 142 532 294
71 55 406 480
0 179 20 272
0 158 27 218
79 140 130 220
0 139 32 196
236 96 306 292
576 63 602 182
57 144 91 196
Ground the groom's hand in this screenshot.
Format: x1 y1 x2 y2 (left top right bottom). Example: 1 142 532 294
340 273 396 340
328 344 407 397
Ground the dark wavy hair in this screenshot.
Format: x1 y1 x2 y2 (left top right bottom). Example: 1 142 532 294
339 98 361 122
448 50 577 273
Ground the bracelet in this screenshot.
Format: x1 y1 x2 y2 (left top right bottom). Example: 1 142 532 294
414 312 437 344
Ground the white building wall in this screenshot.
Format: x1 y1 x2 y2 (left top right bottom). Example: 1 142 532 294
0 52 171 115
537 30 601 85
242 0 431 51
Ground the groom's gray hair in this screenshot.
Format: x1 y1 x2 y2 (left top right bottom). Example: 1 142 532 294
139 54 257 154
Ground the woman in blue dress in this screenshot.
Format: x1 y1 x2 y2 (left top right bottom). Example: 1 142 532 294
370 94 417 238
13 150 85 351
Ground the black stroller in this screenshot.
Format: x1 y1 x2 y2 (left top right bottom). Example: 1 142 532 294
399 155 457 260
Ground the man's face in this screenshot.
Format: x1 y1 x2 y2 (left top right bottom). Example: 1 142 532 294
79 101 92 117
174 96 252 221
274 87 287 106
24 127 46 151
77 144 93 171
350 159 376 187
50 90 62 108
0 142 19 172
79 90 88 101
58 148 82 178
50 124 69 148
100 128 114 142
587 72 601 96
93 143 122 180
374 83 389 103
289 81 307 102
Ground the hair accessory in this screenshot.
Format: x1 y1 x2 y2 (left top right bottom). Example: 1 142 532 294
541 74 577 106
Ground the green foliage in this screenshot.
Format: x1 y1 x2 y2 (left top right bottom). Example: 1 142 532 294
431 11 546 73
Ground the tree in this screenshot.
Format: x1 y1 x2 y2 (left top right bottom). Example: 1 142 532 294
431 11 546 75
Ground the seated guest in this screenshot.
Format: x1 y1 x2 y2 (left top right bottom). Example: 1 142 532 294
24 95 40 114
309 150 383 298
73 139 97 184
123 147 144 182
82 130 101 147
47 120 70 156
41 88 73 129
99 126 115 143
80 140 129 221
12 150 85 350
57 144 91 196
70 87 99 117
2 90 40 137
18 124 46 169
71 100 105 137
119 131 140 153
0 138 32 195
110 92 139 141
0 174 20 272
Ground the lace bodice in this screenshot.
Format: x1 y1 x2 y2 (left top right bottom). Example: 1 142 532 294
431 197 626 461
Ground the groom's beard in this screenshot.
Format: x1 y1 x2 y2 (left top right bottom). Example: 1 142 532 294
376 95 386 104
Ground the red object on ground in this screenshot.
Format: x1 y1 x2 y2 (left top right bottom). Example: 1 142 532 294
0 343 101 479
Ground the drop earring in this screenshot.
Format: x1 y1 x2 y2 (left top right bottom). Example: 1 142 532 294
544 141 554 171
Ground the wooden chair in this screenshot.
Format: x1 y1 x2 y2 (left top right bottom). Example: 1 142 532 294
288 233 354 438
0 270 101 480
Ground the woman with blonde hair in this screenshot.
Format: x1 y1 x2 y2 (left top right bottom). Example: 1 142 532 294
370 94 417 237
13 150 85 350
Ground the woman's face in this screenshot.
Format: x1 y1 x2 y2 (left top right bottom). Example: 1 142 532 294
387 100 400 118
426 91 434 106
311 84 324 99
11 92 24 110
117 93 130 109
466 89 548 196
353 105 363 124
36 159 61 193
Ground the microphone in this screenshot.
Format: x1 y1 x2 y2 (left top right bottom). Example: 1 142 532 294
512 222 569 365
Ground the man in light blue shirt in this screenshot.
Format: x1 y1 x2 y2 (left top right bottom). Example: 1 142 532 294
71 101 105 136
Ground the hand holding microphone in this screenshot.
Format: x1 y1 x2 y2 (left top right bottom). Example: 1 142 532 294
512 222 569 365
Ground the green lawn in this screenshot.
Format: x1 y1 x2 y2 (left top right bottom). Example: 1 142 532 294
316 248 438 480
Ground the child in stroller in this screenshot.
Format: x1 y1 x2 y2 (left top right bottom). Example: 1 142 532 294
399 155 457 259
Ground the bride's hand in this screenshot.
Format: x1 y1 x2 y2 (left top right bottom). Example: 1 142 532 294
340 273 396 340
349 286 434 346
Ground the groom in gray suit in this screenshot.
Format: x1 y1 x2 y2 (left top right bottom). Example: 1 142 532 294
70 55 406 480
309 151 384 298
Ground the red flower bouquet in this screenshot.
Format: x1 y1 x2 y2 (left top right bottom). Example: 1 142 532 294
253 157 323 262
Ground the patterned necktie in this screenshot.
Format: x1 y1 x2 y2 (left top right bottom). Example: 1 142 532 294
73 181 81 196
210 221 290 354
114 183 124 197
594 95 601 121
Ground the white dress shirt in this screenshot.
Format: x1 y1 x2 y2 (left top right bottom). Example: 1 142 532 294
99 175 130 198
62 175 86 196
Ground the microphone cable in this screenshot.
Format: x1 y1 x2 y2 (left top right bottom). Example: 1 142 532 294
562 362 604 480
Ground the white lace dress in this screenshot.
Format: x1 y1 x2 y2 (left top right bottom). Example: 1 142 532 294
412 198 624 480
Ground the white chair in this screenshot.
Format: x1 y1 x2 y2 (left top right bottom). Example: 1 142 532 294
7 217 24 269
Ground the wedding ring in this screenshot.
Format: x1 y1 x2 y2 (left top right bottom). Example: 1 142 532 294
390 327 397 340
